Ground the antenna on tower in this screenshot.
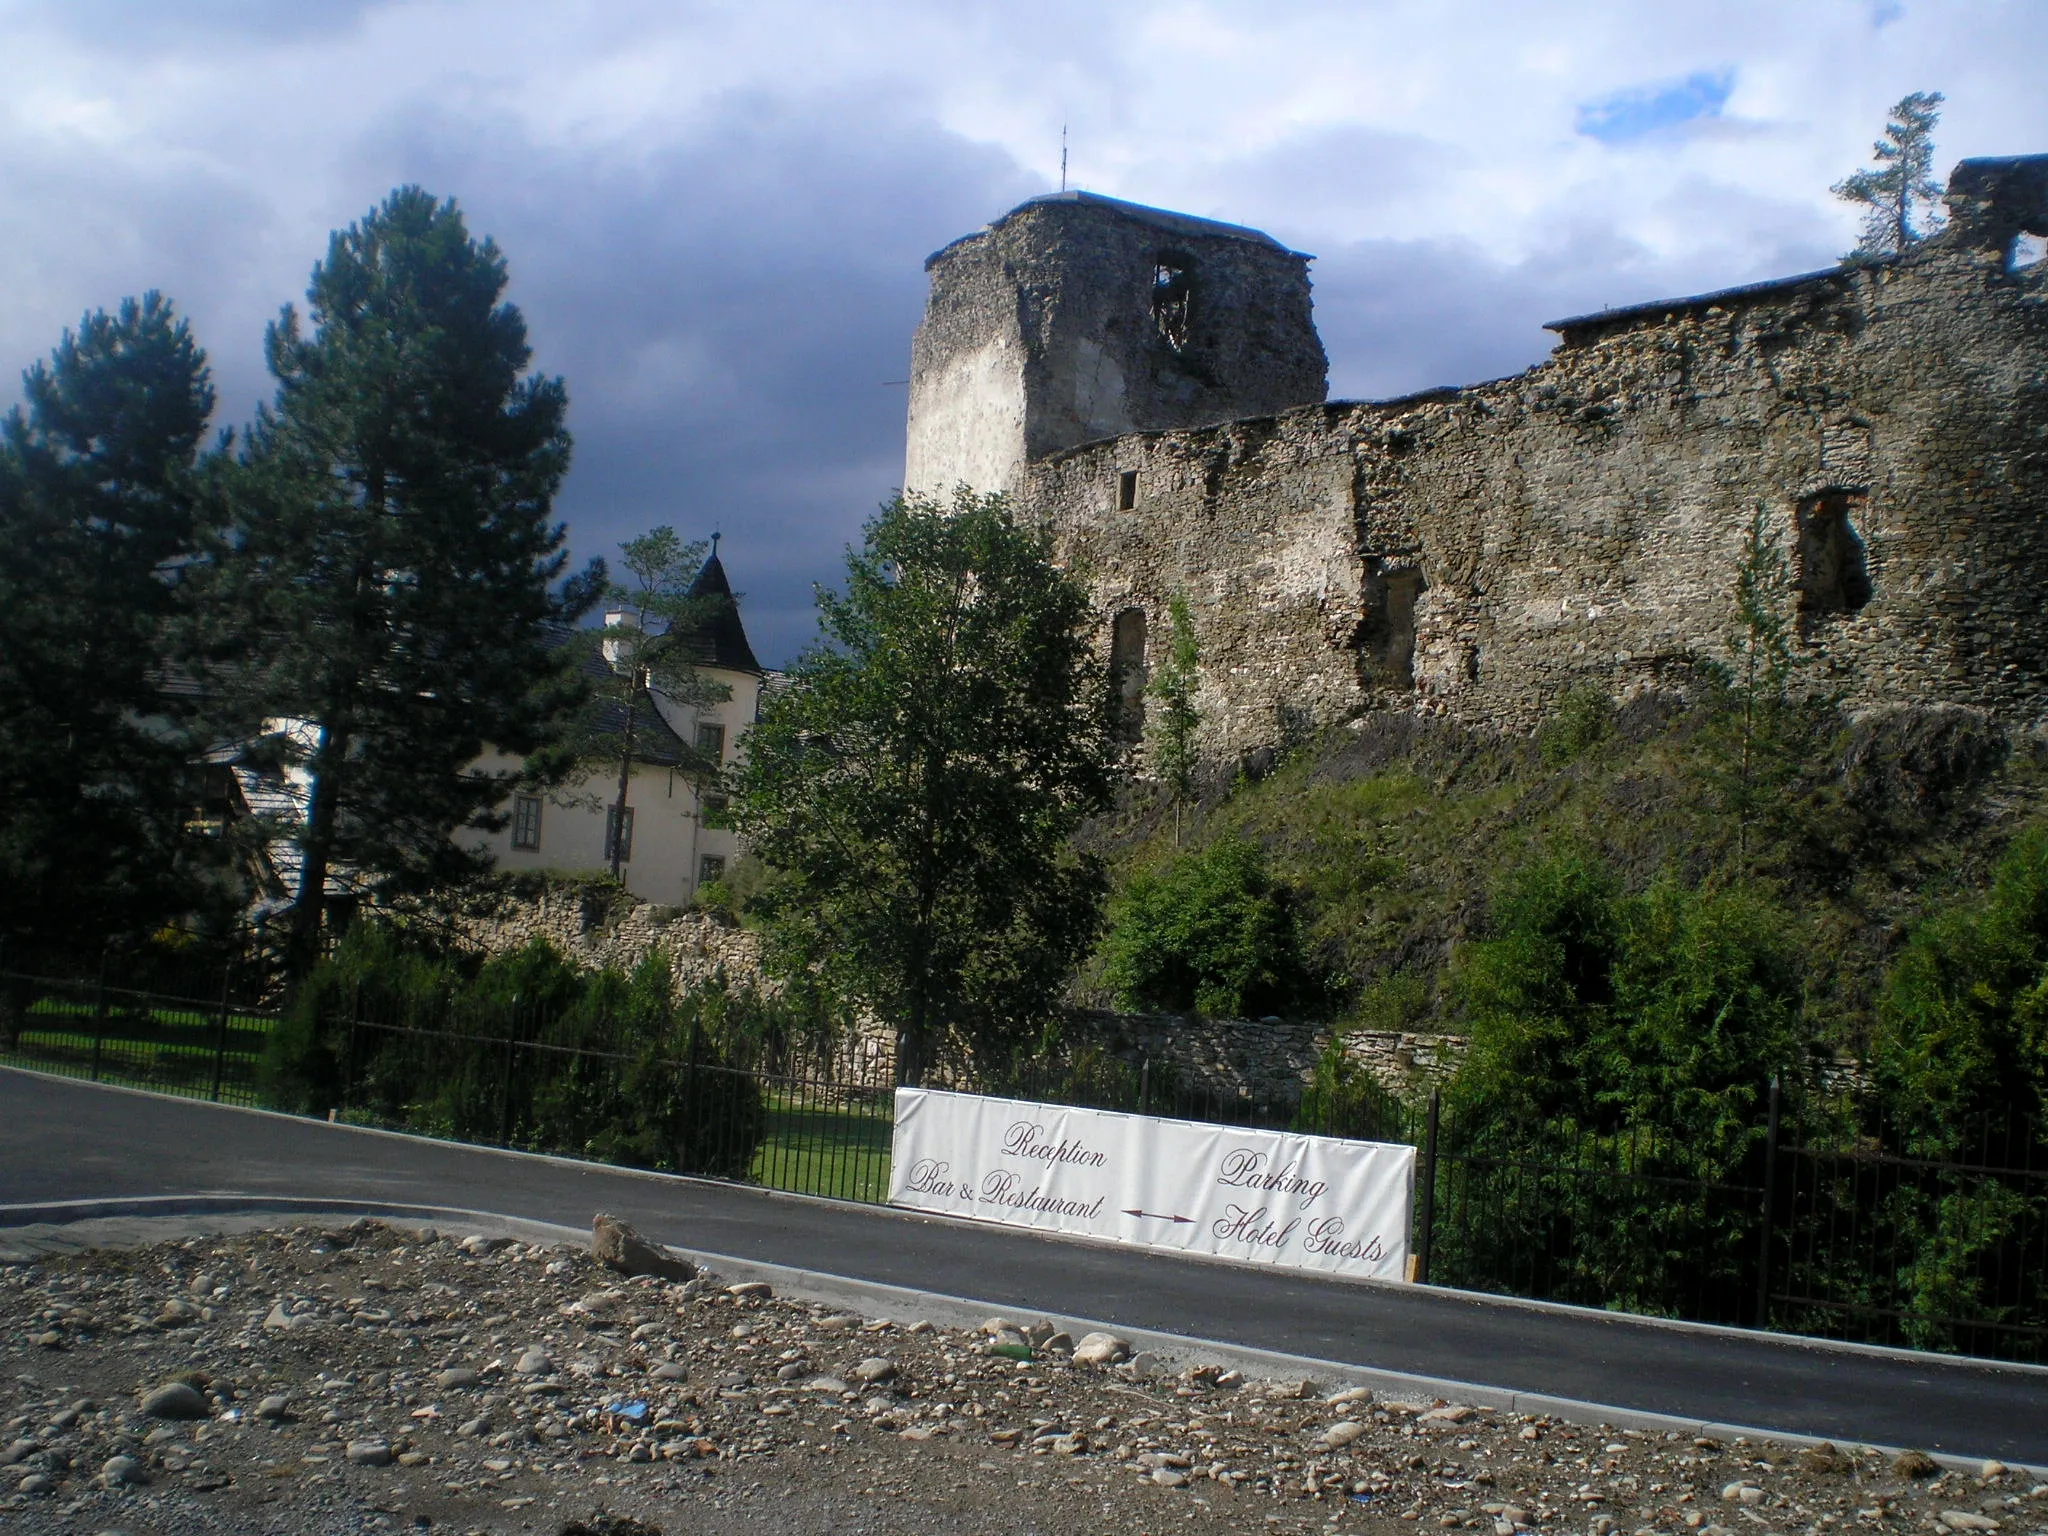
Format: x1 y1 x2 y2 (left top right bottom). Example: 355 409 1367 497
1060 123 1068 193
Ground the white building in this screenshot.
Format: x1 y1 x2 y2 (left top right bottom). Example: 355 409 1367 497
461 550 768 906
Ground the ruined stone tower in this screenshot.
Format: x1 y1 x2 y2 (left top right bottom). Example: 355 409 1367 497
904 192 1327 498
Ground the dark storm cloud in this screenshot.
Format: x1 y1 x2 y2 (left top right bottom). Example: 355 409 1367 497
0 130 281 430
324 88 1039 666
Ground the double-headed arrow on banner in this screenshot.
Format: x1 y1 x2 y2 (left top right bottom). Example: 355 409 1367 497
1123 1208 1193 1224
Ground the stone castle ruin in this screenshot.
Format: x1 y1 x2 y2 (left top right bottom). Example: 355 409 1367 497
906 158 2048 755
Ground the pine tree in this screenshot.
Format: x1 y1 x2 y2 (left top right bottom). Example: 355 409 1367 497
204 187 591 977
1833 91 1946 257
0 294 220 961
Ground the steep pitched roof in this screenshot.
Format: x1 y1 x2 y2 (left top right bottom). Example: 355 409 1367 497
676 553 764 675
545 625 694 768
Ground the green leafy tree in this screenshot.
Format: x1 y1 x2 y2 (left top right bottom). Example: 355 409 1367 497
1147 594 1201 844
733 489 1118 1083
1100 836 1320 1018
203 187 595 977
1875 825 2048 1141
0 294 223 960
1446 846 1802 1313
549 528 731 880
1833 91 1946 257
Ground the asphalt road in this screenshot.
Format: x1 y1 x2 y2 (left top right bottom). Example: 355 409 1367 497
3 1067 2044 1463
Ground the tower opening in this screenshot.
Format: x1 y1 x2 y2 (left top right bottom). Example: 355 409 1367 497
1152 253 1194 351
1795 489 1873 616
1361 565 1424 689
1111 607 1149 743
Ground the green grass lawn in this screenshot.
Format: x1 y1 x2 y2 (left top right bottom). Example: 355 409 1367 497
749 1090 894 1203
3 1001 271 1106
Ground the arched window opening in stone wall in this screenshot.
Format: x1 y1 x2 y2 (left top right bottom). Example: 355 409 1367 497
1359 565 1424 690
1795 489 1873 617
1111 607 1149 743
1152 253 1194 352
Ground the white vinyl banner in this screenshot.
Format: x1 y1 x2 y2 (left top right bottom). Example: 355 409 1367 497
888 1088 1415 1282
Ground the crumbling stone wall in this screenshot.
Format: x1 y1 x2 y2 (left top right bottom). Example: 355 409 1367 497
1012 157 2048 756
1065 1009 1464 1107
446 882 763 992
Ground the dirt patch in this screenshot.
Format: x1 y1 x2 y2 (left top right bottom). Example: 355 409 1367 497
0 1219 2038 1536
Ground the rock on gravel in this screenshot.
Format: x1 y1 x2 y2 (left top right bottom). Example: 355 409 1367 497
137 1381 208 1420
98 1454 146 1487
344 1438 393 1467
1071 1330 1129 1365
592 1212 697 1283
1895 1448 1943 1479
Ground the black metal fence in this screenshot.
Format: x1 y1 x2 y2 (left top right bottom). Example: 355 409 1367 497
0 960 273 1107
4 960 2047 1364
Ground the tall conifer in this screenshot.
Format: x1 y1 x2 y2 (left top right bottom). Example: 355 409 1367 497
206 187 590 975
0 294 218 959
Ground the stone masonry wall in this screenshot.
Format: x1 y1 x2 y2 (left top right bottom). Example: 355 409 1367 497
1025 159 2048 757
445 883 764 993
452 886 1455 1105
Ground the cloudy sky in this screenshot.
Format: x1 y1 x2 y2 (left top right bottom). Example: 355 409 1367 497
4 0 2044 664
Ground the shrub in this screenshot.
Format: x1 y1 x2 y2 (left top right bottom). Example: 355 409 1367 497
261 925 768 1177
1099 837 1321 1018
1537 684 1615 766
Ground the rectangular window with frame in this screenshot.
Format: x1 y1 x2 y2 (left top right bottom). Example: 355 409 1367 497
700 790 730 829
511 794 543 851
604 805 635 863
695 721 727 762
698 854 727 888
1116 469 1139 510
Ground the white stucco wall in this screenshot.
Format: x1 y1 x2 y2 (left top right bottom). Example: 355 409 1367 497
463 663 764 907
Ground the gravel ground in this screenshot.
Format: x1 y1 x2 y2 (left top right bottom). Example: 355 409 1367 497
1 1217 2043 1536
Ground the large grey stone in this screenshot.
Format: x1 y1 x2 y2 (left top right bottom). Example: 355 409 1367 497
139 1382 208 1420
591 1212 696 1283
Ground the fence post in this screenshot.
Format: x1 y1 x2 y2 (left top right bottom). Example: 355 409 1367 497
209 953 233 1103
498 993 520 1147
1139 1056 1151 1118
1416 1087 1441 1286
1754 1074 1782 1330
685 1013 705 1167
344 980 363 1113
89 959 109 1083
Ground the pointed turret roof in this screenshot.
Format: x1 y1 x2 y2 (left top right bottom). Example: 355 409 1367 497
680 550 763 675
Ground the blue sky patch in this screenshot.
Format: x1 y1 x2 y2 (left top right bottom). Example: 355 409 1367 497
1576 69 1735 143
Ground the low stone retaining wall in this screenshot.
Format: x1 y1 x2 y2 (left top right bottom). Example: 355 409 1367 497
1063 1009 1465 1107
453 882 1465 1105
443 881 763 993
